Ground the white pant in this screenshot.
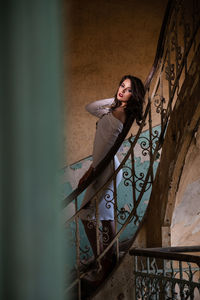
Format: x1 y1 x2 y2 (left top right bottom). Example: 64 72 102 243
79 156 122 221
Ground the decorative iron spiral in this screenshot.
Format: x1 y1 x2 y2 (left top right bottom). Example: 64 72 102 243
102 187 114 209
101 225 110 245
80 245 91 264
135 172 152 193
86 219 96 229
116 207 133 225
139 137 151 157
154 93 167 117
165 63 175 82
122 165 133 187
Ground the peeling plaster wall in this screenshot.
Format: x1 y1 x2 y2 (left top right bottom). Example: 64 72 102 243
64 0 168 165
171 127 200 246
144 43 200 247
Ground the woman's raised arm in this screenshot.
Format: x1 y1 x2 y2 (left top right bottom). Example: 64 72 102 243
85 98 115 118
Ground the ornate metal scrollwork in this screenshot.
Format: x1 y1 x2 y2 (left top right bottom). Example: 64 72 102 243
165 63 175 82
139 137 151 157
99 224 110 246
102 187 114 209
80 245 91 265
184 23 191 40
122 165 151 193
137 129 160 160
179 3 192 49
171 33 183 70
154 93 167 115
134 255 200 299
150 258 159 275
86 219 96 229
171 34 176 52
122 165 133 186
135 172 151 193
117 206 132 225
177 46 183 63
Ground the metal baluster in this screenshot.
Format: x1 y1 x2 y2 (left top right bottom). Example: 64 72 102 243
134 256 138 299
160 48 168 140
197 0 200 28
141 258 145 300
147 257 150 298
174 2 184 99
75 197 81 300
192 0 197 52
113 158 119 262
95 195 101 269
174 6 181 93
170 260 176 299
130 146 137 215
148 89 154 182
182 2 189 76
163 259 167 299
188 262 194 299
193 0 200 51
166 34 173 116
160 64 164 132
179 261 184 300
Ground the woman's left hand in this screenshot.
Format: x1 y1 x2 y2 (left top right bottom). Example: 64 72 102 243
78 166 94 187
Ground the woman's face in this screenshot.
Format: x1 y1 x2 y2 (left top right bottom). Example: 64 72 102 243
117 79 133 102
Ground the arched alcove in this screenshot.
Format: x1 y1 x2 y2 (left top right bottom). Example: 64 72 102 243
171 127 200 246
145 47 200 247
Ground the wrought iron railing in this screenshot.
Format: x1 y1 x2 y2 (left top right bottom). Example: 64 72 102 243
64 0 200 298
130 246 200 299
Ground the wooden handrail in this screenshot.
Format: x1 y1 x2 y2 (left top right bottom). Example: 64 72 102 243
137 245 200 253
129 246 200 265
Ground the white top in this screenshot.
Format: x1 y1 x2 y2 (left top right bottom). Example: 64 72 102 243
80 98 123 220
86 98 124 168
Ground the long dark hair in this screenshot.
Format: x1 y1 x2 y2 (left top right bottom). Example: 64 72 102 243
111 75 145 125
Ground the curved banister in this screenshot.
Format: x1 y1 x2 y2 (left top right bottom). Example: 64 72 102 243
144 0 174 90
129 247 200 265
131 245 200 253
63 0 174 208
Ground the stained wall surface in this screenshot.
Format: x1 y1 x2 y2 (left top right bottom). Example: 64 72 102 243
171 127 200 246
64 0 168 165
144 44 200 247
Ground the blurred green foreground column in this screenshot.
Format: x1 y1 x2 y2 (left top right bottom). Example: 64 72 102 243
1 1 66 300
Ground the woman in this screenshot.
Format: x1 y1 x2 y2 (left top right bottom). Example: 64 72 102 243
79 75 145 278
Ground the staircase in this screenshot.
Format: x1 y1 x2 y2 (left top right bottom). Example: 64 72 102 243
63 0 200 298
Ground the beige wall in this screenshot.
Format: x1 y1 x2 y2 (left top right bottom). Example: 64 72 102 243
64 0 168 165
